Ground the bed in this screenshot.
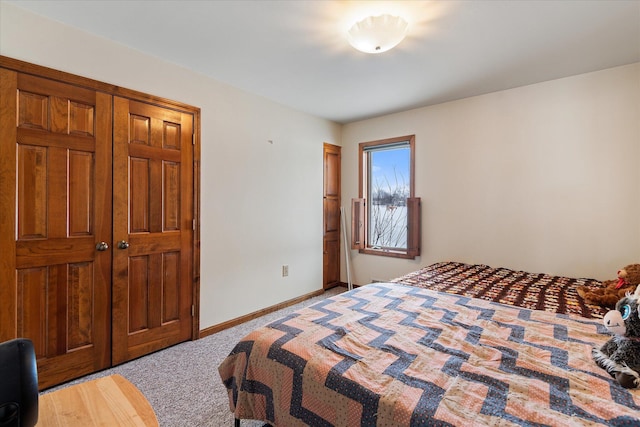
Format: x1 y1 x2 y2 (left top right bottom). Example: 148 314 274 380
390 261 609 319
219 279 639 426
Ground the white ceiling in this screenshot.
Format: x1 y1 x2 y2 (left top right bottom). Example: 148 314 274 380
6 0 640 124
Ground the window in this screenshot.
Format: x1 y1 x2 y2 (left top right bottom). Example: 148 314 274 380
352 135 420 259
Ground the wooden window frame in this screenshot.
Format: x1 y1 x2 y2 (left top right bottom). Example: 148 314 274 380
352 135 420 259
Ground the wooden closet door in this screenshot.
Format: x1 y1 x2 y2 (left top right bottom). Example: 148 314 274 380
112 97 194 365
323 143 341 289
0 70 112 389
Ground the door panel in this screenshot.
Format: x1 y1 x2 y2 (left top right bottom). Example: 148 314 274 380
323 143 341 289
112 97 194 365
0 69 112 389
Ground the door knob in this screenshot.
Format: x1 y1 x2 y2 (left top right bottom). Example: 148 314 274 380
117 240 130 249
96 242 109 251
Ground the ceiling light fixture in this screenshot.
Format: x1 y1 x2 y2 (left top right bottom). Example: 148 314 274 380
347 14 409 54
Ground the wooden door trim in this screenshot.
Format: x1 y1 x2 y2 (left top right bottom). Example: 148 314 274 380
0 56 201 342
192 112 201 339
0 68 18 341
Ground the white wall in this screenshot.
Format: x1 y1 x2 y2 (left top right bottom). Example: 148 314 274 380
342 63 640 283
0 2 342 329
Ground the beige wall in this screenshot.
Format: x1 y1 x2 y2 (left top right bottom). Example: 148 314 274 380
342 63 640 283
0 3 342 329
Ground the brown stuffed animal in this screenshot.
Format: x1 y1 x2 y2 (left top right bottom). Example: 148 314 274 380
577 264 640 309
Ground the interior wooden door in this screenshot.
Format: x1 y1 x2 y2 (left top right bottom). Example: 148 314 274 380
0 69 112 389
112 97 194 365
323 143 341 289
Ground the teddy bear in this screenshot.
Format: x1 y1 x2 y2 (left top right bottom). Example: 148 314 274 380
592 285 640 388
577 264 640 309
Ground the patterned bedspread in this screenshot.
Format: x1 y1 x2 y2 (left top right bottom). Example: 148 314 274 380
218 283 639 426
391 261 608 319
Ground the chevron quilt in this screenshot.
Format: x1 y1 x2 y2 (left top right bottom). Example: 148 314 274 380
218 283 639 426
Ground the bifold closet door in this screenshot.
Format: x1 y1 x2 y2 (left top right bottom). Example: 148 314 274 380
112 97 194 365
0 69 112 389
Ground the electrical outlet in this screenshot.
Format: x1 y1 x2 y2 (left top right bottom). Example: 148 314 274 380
282 265 289 277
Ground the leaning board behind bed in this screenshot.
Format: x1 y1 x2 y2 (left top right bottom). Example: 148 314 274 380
219 282 639 426
391 261 609 319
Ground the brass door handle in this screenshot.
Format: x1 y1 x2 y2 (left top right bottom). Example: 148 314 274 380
117 240 130 249
96 242 109 251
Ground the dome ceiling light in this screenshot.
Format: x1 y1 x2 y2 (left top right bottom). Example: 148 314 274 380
347 14 409 54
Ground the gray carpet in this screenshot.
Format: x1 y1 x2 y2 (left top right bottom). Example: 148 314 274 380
43 286 346 426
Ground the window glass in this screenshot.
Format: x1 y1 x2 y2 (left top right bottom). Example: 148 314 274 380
367 145 410 250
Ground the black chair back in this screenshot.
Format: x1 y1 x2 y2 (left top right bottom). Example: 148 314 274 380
0 339 38 427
